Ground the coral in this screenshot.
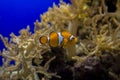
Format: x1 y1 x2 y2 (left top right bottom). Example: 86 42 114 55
0 0 120 80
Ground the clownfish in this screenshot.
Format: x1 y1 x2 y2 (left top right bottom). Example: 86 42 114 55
39 31 77 48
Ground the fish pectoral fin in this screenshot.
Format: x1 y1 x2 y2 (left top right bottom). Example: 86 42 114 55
61 39 68 48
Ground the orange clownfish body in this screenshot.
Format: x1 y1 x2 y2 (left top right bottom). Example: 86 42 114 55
39 31 77 48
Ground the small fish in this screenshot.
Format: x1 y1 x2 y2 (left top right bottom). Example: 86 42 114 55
39 31 77 48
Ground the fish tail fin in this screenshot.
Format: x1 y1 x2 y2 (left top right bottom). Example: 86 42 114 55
39 36 48 45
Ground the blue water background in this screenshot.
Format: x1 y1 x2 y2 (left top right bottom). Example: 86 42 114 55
0 0 70 66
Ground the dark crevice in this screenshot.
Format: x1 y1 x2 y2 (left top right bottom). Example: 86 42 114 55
105 0 117 12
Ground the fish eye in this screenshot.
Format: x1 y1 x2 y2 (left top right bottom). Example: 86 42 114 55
72 37 75 39
72 37 75 40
